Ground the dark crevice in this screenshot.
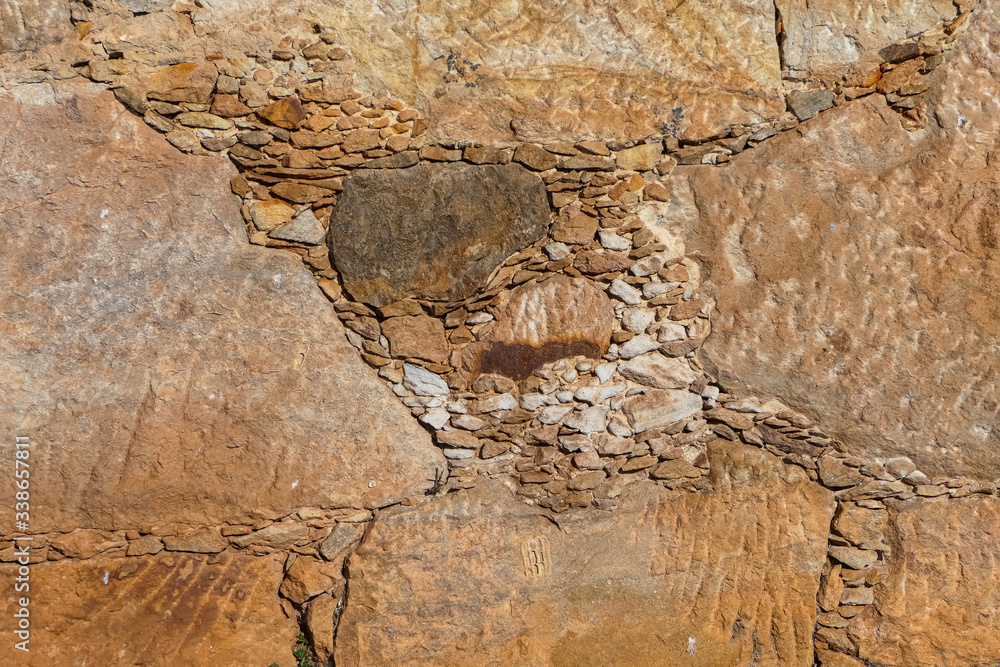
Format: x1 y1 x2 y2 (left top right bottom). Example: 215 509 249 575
773 0 786 77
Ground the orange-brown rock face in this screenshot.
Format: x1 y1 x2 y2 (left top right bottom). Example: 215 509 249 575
5 1 1000 665
0 89 444 532
675 6 1000 480
0 552 296 667
850 496 1000 666
336 441 835 666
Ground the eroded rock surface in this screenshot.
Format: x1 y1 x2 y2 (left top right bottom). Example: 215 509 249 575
328 0 785 144
329 163 549 307
0 88 443 532
678 6 1000 479
0 552 296 667
336 440 835 666
777 0 960 84
850 496 1000 666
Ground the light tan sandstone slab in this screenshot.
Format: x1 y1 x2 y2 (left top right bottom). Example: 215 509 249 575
0 552 296 667
335 440 834 666
0 87 444 533
676 6 1000 479
318 0 786 144
776 0 959 84
850 496 1000 666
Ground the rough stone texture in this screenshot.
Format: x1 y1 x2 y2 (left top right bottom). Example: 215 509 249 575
328 0 784 144
623 389 703 433
329 163 549 307
851 496 1000 666
0 89 443 532
488 274 615 350
0 552 296 666
382 315 450 364
776 0 958 84
679 7 1000 480
336 440 834 666
0 0 72 54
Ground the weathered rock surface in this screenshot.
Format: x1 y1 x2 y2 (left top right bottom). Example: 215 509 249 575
679 7 1000 479
329 163 549 307
470 274 616 379
850 496 1000 666
776 0 958 84
328 0 784 144
336 440 835 666
489 274 615 349
0 89 443 532
0 552 296 666
0 0 72 54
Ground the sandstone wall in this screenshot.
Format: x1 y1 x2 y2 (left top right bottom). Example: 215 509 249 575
1 1 999 666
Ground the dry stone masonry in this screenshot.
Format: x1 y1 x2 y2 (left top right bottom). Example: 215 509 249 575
1 1 998 666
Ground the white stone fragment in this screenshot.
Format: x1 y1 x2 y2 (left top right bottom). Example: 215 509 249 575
618 354 698 389
539 405 574 424
476 393 517 412
556 390 575 403
618 335 661 359
402 363 450 396
609 279 642 305
520 394 554 411
564 405 609 434
451 414 489 430
594 363 618 383
598 230 631 251
419 408 450 430
657 322 687 342
465 312 494 325
442 448 475 460
575 383 626 405
621 307 655 333
543 241 571 260
643 282 675 298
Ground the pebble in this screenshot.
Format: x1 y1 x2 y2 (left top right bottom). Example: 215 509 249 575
539 405 575 424
419 408 450 430
575 383 626 405
617 335 661 359
609 279 642 305
476 393 517 412
402 363 450 396
556 390 575 403
594 363 617 383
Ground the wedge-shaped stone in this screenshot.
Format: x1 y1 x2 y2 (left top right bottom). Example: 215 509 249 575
0 90 443 532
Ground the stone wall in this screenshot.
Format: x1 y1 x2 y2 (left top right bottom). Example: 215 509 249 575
1 1 999 666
